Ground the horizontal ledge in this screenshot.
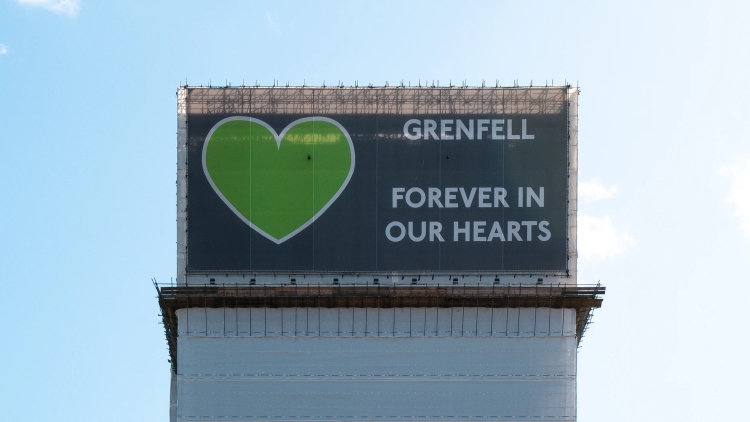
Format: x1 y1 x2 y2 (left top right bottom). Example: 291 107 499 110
158 286 603 310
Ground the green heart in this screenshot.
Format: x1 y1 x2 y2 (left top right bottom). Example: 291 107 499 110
202 117 355 244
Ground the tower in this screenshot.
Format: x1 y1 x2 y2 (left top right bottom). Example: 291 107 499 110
157 85 604 421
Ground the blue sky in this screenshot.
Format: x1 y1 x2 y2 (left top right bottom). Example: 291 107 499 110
1 0 749 420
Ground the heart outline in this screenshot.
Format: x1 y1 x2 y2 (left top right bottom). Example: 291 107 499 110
201 116 356 244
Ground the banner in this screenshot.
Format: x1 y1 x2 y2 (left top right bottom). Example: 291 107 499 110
185 90 570 273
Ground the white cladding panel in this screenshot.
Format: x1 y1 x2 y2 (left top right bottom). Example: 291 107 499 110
177 307 576 337
179 378 574 421
176 308 577 421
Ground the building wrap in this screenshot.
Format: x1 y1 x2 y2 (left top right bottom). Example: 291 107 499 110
159 85 602 422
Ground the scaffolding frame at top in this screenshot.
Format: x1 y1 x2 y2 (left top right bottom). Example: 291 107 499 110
184 86 568 115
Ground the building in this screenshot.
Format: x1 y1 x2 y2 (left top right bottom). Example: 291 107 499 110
157 85 604 421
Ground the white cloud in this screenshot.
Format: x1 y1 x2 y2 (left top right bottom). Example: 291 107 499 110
266 12 292 33
719 156 750 238
266 12 280 33
578 213 635 260
576 178 633 260
579 178 619 203
17 0 80 17
0 44 7 55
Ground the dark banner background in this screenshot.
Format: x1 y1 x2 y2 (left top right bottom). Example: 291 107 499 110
186 112 568 272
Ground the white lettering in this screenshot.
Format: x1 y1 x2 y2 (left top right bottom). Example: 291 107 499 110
527 187 544 207
521 221 537 241
521 119 534 139
454 221 471 241
408 221 426 241
538 221 551 241
440 120 454 140
430 221 445 242
477 119 490 139
494 188 509 207
386 221 406 242
445 187 458 208
402 119 532 141
459 187 477 208
392 187 517 209
487 221 506 241
392 187 405 208
478 187 491 208
473 221 487 241
507 119 520 140
424 119 438 140
428 187 443 208
405 187 426 208
403 119 422 140
456 120 474 140
491 119 505 140
507 221 522 241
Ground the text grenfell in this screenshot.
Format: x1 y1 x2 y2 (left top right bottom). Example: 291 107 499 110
403 118 535 140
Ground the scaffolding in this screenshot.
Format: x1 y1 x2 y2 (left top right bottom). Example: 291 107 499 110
155 282 604 373
176 85 579 284
184 86 568 116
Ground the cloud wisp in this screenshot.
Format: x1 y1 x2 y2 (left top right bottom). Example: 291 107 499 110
266 12 292 34
577 178 633 261
579 178 619 203
266 12 281 33
0 44 7 55
719 156 750 239
17 0 80 17
578 214 635 260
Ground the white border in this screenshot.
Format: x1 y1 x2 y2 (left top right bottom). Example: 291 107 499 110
567 87 578 283
176 88 188 285
201 116 356 244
